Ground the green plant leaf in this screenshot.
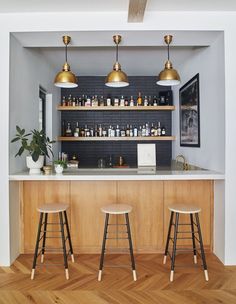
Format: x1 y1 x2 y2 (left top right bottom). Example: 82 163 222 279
11 137 20 143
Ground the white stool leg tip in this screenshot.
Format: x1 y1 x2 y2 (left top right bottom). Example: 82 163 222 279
170 270 174 282
31 269 35 280
204 270 209 281
41 254 44 263
133 270 137 281
65 268 69 280
71 254 75 263
98 270 102 281
194 255 197 264
163 255 167 264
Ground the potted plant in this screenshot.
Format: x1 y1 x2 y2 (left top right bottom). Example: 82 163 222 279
53 160 67 174
11 126 55 174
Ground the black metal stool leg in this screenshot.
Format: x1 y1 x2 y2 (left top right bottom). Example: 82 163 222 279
98 213 109 281
170 212 179 282
125 213 137 281
195 213 209 281
190 213 197 264
41 213 48 263
163 211 174 264
31 212 43 280
64 211 74 263
59 212 69 280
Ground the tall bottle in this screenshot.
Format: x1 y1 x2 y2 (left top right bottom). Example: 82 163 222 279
157 122 161 136
116 125 120 137
74 122 80 137
137 92 142 106
144 96 148 106
130 96 134 106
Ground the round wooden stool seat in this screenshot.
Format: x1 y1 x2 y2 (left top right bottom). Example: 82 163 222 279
101 204 132 214
37 203 69 213
168 204 201 214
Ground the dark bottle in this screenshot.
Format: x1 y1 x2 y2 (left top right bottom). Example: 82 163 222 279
153 96 158 106
61 120 66 136
161 126 166 136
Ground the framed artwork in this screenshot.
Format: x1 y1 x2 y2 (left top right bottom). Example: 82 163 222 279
179 73 200 147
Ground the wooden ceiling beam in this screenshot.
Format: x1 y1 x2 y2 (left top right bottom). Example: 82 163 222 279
128 0 148 23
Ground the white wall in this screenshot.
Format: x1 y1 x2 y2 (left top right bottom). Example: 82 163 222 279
0 11 235 266
9 35 60 174
172 33 225 173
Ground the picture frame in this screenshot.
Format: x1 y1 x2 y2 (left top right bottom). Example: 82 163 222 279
179 73 200 147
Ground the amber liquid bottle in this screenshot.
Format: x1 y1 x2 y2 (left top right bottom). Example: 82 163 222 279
137 92 143 106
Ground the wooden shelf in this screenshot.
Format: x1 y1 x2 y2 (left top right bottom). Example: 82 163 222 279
57 136 176 142
57 105 175 111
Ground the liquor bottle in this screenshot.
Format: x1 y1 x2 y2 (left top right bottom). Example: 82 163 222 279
145 123 150 136
81 95 85 106
133 126 138 137
62 96 66 106
91 96 95 107
74 122 80 137
116 125 120 137
161 126 166 136
154 125 158 136
144 96 148 106
84 124 89 137
72 97 76 107
148 96 152 106
65 122 72 137
76 97 80 106
98 124 103 137
80 126 85 137
121 127 126 137
130 125 134 137
102 128 107 137
90 127 94 137
67 94 72 106
108 155 113 168
137 92 142 106
99 96 104 107
85 97 91 107
125 97 129 106
108 125 112 137
106 98 111 106
142 125 146 137
153 96 158 106
151 123 155 136
111 126 115 137
137 126 141 137
157 122 161 136
86 127 90 137
130 96 134 106
114 98 119 106
95 125 99 137
120 96 125 107
95 95 99 106
126 124 130 137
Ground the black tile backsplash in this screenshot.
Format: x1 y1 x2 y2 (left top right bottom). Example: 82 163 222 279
60 76 172 167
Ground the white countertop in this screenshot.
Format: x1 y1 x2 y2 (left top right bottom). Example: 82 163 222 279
9 168 225 181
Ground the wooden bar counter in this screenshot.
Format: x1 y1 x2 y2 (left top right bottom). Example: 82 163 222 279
10 169 224 254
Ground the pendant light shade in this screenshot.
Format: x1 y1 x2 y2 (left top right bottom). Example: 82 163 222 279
105 35 129 88
157 35 180 86
54 36 78 88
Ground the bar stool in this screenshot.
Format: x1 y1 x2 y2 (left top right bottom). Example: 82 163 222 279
98 204 137 281
31 203 74 280
163 204 208 282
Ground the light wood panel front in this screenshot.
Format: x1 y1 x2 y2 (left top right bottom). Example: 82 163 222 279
117 181 164 252
21 180 213 254
163 180 213 250
22 181 70 253
70 181 117 253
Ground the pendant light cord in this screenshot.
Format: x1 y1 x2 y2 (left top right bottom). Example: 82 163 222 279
65 44 68 63
116 42 118 62
167 43 170 61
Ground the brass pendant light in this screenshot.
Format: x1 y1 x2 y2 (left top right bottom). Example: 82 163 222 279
54 35 78 88
105 35 129 88
157 35 180 86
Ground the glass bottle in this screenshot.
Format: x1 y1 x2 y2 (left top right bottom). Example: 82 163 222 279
157 122 161 136
137 92 142 106
161 126 166 136
65 122 72 137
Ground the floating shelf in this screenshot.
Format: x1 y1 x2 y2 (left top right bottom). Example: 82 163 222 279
58 136 176 142
57 105 175 111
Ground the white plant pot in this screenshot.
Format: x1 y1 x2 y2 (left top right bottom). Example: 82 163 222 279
55 164 64 174
26 155 44 174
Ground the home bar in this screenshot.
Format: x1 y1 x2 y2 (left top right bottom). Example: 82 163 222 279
3 3 235 301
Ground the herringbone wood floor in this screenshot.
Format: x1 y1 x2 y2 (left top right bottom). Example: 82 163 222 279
0 254 236 304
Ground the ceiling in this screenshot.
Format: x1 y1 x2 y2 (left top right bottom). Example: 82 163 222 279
12 30 221 76
1 0 236 13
